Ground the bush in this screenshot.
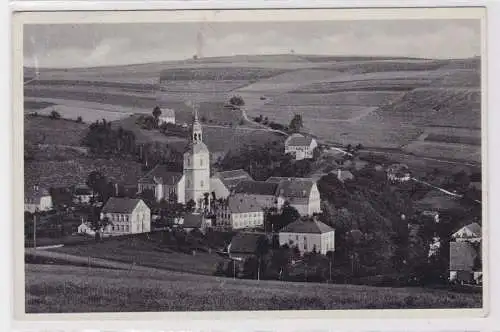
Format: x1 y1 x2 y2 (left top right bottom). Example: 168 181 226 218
50 110 61 120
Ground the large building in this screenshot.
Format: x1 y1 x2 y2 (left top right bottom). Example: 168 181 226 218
99 197 151 235
266 177 322 216
24 186 53 213
284 133 318 160
210 169 253 199
278 218 335 255
137 109 210 210
216 195 264 230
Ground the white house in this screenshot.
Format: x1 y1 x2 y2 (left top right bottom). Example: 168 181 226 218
267 177 322 216
210 169 253 199
278 218 335 255
284 133 318 160
159 108 176 125
100 197 151 235
24 186 53 213
216 195 264 230
387 163 411 182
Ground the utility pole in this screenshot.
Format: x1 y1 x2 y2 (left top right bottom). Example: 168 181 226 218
257 258 261 281
233 260 236 280
329 258 332 283
33 212 37 249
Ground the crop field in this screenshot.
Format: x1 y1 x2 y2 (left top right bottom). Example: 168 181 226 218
267 91 403 107
160 80 249 93
424 133 481 146
402 141 481 163
24 116 88 147
159 67 288 81
24 158 145 189
24 100 57 111
429 69 481 88
25 264 481 313
259 105 376 123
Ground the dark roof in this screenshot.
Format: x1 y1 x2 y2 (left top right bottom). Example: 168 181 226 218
139 165 183 185
233 180 278 196
215 169 253 189
229 232 267 254
285 133 314 147
450 241 480 271
182 213 204 228
280 219 334 234
25 186 51 203
227 196 263 214
74 185 93 196
101 197 143 214
275 178 315 198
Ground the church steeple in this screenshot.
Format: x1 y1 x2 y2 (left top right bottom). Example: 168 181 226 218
192 105 203 144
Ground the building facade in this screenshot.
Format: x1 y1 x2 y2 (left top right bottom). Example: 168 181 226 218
24 186 53 213
284 133 318 160
138 165 185 203
216 196 264 230
278 218 335 255
159 108 176 125
100 197 151 235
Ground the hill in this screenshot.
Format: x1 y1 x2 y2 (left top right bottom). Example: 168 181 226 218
25 263 481 313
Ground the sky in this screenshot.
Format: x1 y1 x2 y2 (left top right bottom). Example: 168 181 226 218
23 19 481 68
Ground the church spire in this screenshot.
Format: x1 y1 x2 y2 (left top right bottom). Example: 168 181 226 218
192 104 203 143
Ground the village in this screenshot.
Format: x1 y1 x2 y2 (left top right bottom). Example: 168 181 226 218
24 102 483 287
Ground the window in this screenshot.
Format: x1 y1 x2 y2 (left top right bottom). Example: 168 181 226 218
296 235 299 241
304 236 308 250
201 180 204 187
125 225 129 232
200 158 203 166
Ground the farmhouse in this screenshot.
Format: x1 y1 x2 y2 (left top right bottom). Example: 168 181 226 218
216 196 264 230
159 108 175 125
210 169 253 199
266 177 321 216
284 133 318 160
24 186 53 213
100 197 151 235
180 213 212 234
278 218 335 255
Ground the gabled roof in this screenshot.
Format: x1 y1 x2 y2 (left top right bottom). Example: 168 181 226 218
453 222 482 239
450 241 480 271
279 219 334 234
182 213 204 228
214 169 253 189
233 180 278 196
285 133 314 147
101 197 143 214
139 165 183 185
229 232 268 254
227 196 263 214
25 186 51 203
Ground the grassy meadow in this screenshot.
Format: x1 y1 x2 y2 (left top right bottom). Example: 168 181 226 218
25 264 482 313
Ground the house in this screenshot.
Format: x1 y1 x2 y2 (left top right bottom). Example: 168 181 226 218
449 241 482 284
138 164 185 203
159 108 175 125
180 213 211 233
284 133 318 160
335 169 354 183
386 163 411 182
216 196 264 230
100 197 151 235
210 169 253 199
267 177 321 216
24 186 53 213
232 180 281 210
227 232 269 262
452 222 482 243
278 218 335 255
77 219 96 236
73 184 94 204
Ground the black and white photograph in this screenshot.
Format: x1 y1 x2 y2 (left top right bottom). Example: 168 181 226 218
15 8 486 315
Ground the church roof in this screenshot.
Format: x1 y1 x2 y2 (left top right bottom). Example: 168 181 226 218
279 219 334 234
139 165 183 185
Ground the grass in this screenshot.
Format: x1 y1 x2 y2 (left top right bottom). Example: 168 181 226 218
159 67 289 81
424 133 482 146
24 116 88 146
25 264 482 313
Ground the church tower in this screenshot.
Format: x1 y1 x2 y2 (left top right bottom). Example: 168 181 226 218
183 107 210 211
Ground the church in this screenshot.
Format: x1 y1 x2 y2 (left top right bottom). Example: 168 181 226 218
137 109 211 210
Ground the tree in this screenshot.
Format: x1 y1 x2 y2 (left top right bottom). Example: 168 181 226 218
76 116 83 123
49 110 61 120
86 171 109 202
186 199 196 213
152 106 162 120
273 202 300 231
88 205 111 241
229 95 245 107
289 114 303 133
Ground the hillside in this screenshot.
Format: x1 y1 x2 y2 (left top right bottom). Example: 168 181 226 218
25 264 481 313
23 55 482 164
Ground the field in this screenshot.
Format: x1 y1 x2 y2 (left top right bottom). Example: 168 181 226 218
25 264 482 313
25 116 88 146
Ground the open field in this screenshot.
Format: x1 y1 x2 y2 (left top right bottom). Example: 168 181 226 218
25 264 482 312
402 141 481 164
25 116 88 146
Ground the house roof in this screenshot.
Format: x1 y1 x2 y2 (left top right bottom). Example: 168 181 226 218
450 241 479 271
214 169 253 189
101 197 143 214
275 178 315 199
25 186 51 203
227 196 263 214
139 165 183 185
182 213 204 228
229 232 267 254
387 163 410 176
233 180 278 196
279 219 334 234
453 222 482 239
285 133 314 147
159 108 175 118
